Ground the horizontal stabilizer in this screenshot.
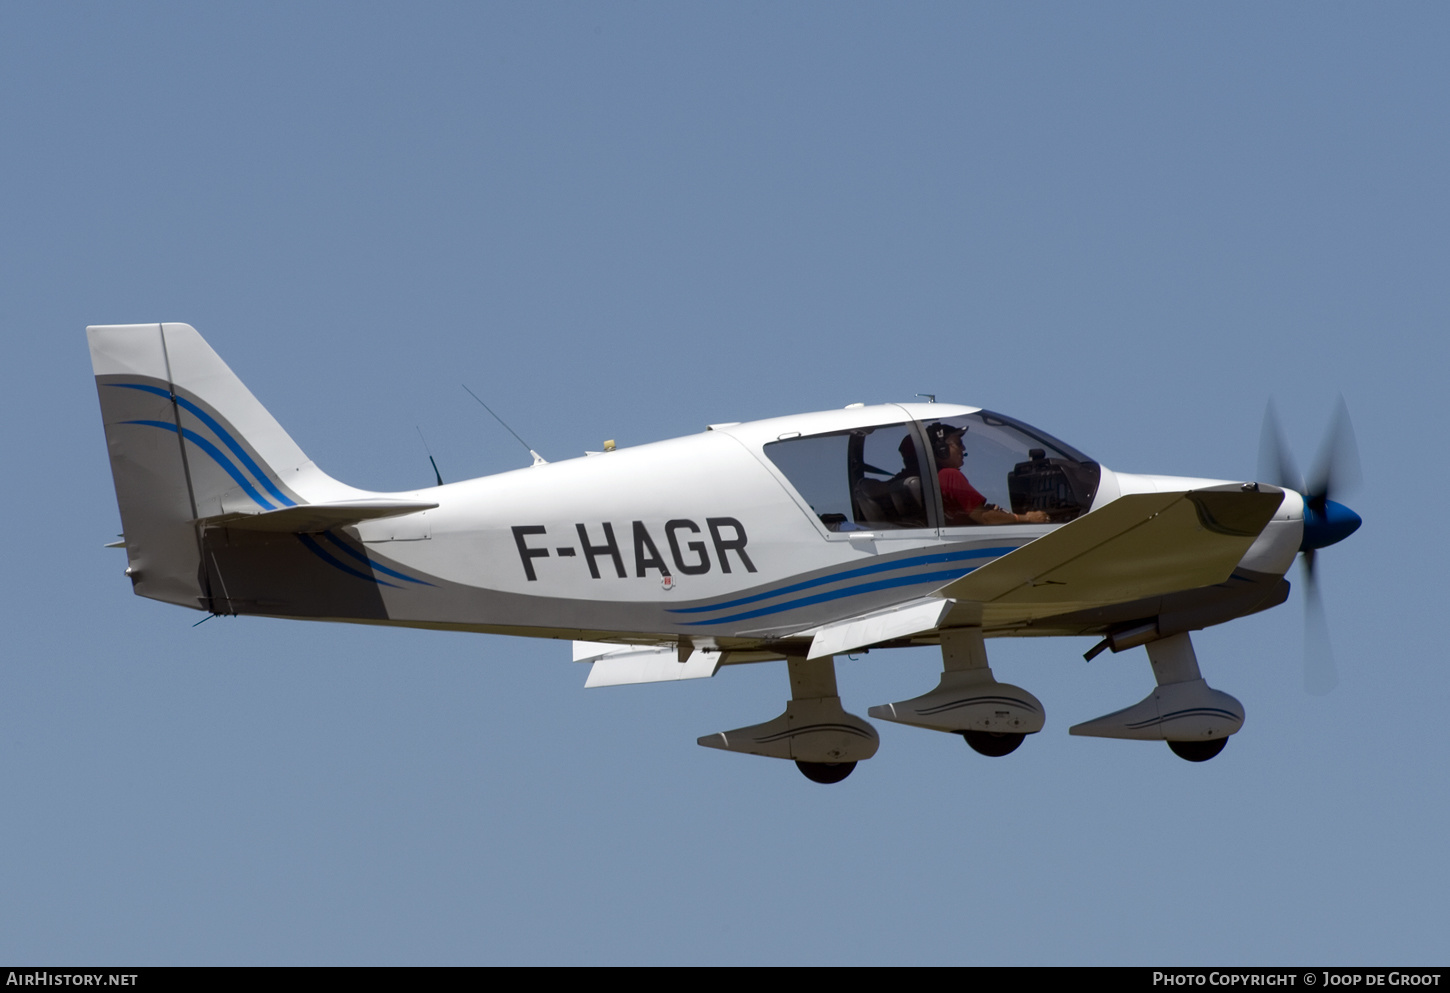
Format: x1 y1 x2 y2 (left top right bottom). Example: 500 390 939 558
577 642 721 688
805 597 953 660
936 486 1282 625
199 500 437 534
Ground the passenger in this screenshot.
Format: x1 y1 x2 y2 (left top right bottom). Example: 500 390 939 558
927 422 1049 526
884 434 926 527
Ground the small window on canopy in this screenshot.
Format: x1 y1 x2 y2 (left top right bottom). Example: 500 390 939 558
765 424 932 531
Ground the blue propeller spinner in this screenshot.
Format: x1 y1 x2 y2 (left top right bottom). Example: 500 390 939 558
1300 498 1362 552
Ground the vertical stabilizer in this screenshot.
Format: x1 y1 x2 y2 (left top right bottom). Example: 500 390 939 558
88 323 343 609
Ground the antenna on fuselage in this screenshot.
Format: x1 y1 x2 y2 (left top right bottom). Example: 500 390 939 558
462 385 548 466
416 426 444 486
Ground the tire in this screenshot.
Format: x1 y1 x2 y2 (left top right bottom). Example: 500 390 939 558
795 760 856 784
1167 737 1228 762
961 730 1025 757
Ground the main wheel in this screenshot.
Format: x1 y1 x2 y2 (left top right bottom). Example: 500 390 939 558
960 730 1025 757
795 760 856 784
1167 737 1228 762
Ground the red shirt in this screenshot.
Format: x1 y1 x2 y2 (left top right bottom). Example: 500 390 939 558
939 469 987 524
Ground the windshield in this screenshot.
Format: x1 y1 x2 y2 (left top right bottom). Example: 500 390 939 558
922 410 1100 526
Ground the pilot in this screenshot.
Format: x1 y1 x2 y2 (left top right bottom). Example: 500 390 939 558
927 422 1049 526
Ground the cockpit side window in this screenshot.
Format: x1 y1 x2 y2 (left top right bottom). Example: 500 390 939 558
922 411 1100 526
765 424 933 532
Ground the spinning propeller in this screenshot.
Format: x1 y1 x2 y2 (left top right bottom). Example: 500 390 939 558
1258 398 1363 695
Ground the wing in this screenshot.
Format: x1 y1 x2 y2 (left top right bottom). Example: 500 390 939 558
936 485 1284 628
787 485 1282 657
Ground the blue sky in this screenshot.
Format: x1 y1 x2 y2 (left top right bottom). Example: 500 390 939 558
2 2 1446 964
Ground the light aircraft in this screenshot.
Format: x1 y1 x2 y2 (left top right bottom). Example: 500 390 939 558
88 323 1362 783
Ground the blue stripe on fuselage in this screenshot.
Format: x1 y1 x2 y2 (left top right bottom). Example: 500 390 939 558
297 533 402 588
319 531 434 587
669 545 1016 616
679 566 985 626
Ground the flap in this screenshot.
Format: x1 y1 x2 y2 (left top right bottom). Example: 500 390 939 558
572 640 677 663
935 486 1283 626
199 499 438 534
806 597 953 660
579 643 722 688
